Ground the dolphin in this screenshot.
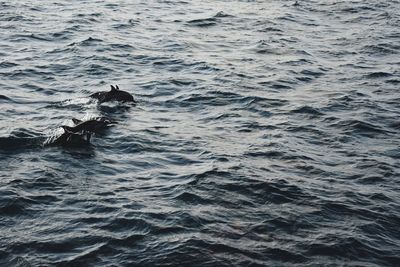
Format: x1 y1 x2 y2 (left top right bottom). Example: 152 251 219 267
90 85 135 104
61 116 116 134
47 131 92 147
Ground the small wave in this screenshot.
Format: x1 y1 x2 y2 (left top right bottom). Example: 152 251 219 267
305 231 399 266
153 58 184 66
258 27 283 32
186 12 231 27
112 19 140 29
299 69 326 78
385 79 400 84
51 30 74 40
364 72 393 79
67 17 100 24
253 40 288 55
84 63 114 76
245 150 284 159
0 254 32 267
214 11 233 18
0 14 30 22
167 91 239 108
9 33 52 42
277 13 318 27
68 37 103 47
169 78 197 86
98 217 152 233
242 95 289 107
0 61 18 68
173 191 209 205
0 94 12 101
1 68 54 80
362 43 399 56
110 43 134 51
186 17 217 27
331 119 386 137
340 6 376 14
54 242 110 266
290 106 324 116
0 189 37 215
237 122 277 133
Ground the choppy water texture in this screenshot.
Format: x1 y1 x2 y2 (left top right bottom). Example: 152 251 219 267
1 0 400 266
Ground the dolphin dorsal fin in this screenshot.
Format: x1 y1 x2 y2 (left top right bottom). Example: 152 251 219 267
110 85 117 92
72 118 82 125
116 85 120 90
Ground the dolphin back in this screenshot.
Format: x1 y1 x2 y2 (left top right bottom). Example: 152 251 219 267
90 85 135 103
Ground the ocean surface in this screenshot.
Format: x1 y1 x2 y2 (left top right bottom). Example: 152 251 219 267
1 0 400 266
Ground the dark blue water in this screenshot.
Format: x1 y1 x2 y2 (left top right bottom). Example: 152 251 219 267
1 0 400 266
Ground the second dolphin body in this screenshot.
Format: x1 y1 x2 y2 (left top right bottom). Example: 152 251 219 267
61 117 116 134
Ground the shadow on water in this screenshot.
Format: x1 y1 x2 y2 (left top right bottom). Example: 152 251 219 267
0 135 96 159
0 128 45 153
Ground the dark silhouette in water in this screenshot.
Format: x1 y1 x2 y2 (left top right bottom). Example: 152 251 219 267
0 95 12 101
90 85 135 104
61 116 117 134
47 131 92 147
46 117 116 147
